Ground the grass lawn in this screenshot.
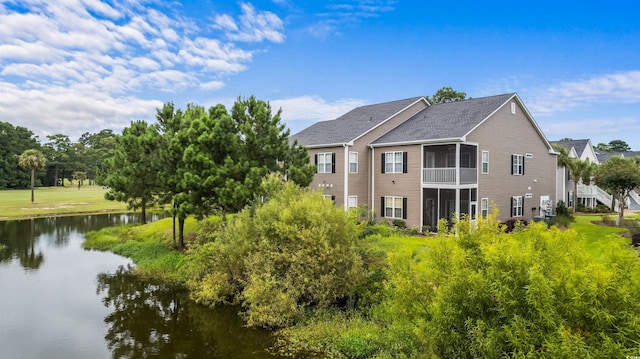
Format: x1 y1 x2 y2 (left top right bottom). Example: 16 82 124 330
572 213 632 259
0 185 129 219
364 214 635 262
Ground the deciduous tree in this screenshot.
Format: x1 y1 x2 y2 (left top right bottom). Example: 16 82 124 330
594 156 640 222
427 86 467 104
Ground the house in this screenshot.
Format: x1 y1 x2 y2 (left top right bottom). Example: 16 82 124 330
595 150 640 210
550 139 607 209
291 93 557 230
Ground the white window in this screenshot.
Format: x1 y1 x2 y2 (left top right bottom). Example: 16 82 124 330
349 152 358 173
481 198 489 218
323 194 335 202
385 151 404 173
317 152 333 173
348 195 357 208
384 196 404 219
511 102 516 114
511 196 523 217
512 154 524 175
482 151 489 174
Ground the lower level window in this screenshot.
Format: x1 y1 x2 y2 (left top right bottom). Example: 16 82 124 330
481 198 489 218
511 196 523 217
348 195 357 208
385 196 404 219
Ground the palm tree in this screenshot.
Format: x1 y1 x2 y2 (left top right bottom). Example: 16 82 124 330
18 149 47 203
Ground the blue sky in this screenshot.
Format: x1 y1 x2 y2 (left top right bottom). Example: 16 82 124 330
2 0 640 150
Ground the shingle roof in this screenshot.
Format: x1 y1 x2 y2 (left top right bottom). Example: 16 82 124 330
596 151 623 163
550 139 591 157
290 97 423 146
597 150 640 163
372 93 515 145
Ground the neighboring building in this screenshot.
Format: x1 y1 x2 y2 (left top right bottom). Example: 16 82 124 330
595 150 640 210
551 139 606 209
291 93 557 230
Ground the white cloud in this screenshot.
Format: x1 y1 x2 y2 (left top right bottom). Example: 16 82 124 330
271 95 367 123
0 1 285 139
308 0 396 39
216 3 285 43
525 71 640 115
200 81 226 91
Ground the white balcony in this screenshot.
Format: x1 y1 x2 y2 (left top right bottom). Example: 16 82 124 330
423 168 477 185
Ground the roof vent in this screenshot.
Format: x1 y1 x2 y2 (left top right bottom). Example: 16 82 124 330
369 116 372 122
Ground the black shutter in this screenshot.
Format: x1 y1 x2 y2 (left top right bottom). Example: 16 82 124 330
331 195 336 203
511 155 514 175
522 157 525 175
380 197 385 217
521 197 525 217
511 197 515 217
403 152 408 173
381 153 386 173
403 197 408 219
314 154 318 173
331 153 336 173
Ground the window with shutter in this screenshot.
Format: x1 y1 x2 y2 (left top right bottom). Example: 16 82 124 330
384 151 406 173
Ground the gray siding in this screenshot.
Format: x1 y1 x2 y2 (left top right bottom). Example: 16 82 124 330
373 144 422 228
467 100 556 220
308 147 345 205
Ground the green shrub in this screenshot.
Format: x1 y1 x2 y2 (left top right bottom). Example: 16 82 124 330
378 215 640 358
186 181 365 328
391 219 406 229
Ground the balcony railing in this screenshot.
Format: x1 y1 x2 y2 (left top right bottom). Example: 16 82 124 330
422 168 477 185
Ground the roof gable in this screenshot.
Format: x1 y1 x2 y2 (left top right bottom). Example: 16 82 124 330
290 97 424 147
372 93 515 145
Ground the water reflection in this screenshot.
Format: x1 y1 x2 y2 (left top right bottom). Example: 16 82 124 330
97 266 280 359
0 213 164 270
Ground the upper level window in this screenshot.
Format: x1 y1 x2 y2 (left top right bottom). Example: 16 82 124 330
349 152 358 173
382 151 407 173
316 152 334 173
482 151 489 174
512 154 524 175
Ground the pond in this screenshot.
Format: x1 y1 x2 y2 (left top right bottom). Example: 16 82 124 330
0 214 282 358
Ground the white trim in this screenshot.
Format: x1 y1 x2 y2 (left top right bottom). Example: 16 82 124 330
384 196 404 219
463 93 555 153
351 97 428 143
349 151 358 173
371 137 461 148
371 146 375 217
481 150 489 174
344 145 349 210
481 198 489 218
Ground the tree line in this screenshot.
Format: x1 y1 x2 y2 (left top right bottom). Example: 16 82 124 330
0 121 117 190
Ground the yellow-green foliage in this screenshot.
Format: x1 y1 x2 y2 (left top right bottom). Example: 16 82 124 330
381 215 640 358
186 182 365 328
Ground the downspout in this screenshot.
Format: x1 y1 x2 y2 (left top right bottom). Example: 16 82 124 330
455 143 460 222
370 145 375 220
344 144 349 210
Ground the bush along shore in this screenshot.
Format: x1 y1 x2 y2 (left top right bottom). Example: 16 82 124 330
85 180 640 358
